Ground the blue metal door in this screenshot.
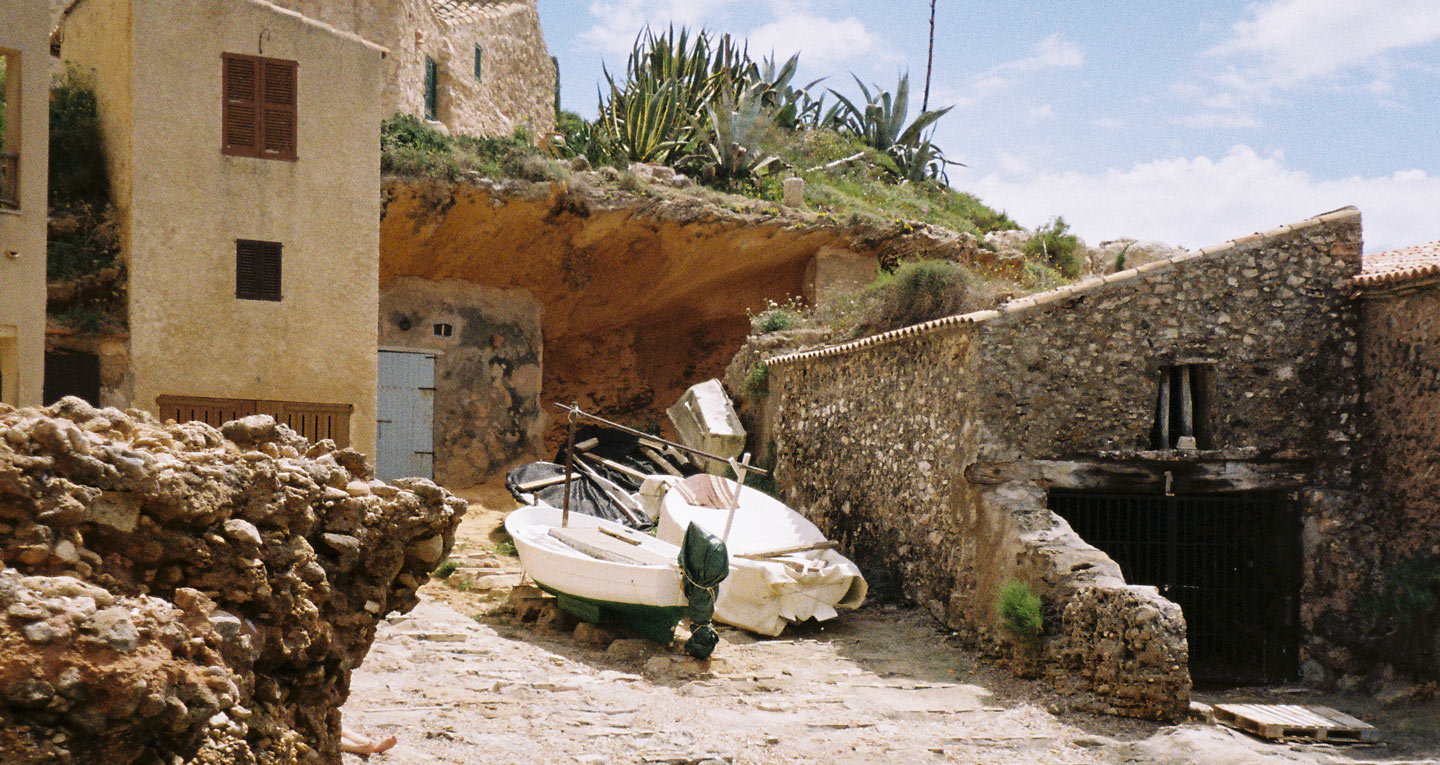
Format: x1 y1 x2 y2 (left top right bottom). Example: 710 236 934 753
376 350 436 481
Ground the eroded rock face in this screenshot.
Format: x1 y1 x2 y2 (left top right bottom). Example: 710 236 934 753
0 399 467 764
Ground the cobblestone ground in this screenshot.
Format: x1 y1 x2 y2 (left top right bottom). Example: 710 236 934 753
339 497 1440 765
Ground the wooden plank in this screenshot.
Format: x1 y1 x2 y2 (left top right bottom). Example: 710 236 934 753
736 541 840 560
1214 704 1377 743
641 446 684 477
580 452 649 482
517 474 570 492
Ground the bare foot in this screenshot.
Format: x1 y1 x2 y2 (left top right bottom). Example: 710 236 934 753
341 730 398 755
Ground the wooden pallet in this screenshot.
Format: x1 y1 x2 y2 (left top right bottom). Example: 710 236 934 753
1213 704 1378 743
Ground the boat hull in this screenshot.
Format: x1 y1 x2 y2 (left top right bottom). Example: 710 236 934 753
505 503 688 642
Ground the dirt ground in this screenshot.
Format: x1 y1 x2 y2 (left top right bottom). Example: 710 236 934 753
339 490 1440 765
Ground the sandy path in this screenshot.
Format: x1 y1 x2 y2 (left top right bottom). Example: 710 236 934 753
339 493 1439 765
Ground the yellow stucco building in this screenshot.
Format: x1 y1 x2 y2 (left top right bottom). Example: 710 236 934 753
0 0 51 409
57 0 386 455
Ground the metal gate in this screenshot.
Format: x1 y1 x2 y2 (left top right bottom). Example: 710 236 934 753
376 350 436 481
1048 490 1300 685
43 350 100 406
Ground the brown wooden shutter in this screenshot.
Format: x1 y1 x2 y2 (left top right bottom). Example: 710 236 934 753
260 59 298 161
236 239 282 301
222 54 261 157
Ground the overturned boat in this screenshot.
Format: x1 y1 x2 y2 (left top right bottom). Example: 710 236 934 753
652 474 867 636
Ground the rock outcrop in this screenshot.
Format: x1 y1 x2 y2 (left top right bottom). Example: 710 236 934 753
0 398 466 764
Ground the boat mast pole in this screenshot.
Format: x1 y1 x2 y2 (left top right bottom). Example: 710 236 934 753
722 453 751 544
561 405 577 528
552 403 771 477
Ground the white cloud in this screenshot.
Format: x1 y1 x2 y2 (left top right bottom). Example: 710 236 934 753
745 13 878 70
994 33 1084 73
948 34 1084 108
967 145 1440 253
1211 0 1440 88
579 0 733 55
1028 104 1055 120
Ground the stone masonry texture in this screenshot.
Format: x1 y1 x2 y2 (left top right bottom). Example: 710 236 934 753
763 209 1368 720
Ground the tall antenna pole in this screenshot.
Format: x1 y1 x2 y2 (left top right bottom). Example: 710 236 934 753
923 0 937 112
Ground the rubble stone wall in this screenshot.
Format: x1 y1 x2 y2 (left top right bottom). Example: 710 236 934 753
0 398 466 763
269 0 557 137
380 277 545 487
1359 282 1440 678
765 209 1366 719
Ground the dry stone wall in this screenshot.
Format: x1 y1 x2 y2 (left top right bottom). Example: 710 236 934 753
1359 284 1440 678
764 209 1366 719
0 398 466 763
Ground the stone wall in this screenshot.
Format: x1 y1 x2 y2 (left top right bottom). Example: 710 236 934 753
764 208 1366 718
380 277 544 488
0 398 466 763
1358 282 1440 677
269 0 557 137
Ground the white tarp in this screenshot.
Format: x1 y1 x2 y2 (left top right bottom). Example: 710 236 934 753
655 475 867 636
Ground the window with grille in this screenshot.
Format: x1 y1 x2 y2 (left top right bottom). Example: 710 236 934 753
236 239 282 301
1152 364 1213 450
473 46 483 81
222 53 298 161
424 57 438 120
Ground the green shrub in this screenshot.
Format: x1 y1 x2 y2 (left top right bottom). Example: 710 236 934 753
1021 217 1082 278
743 361 769 397
434 559 459 579
49 66 108 203
495 537 518 557
743 471 778 497
381 112 554 181
752 306 799 334
856 259 971 334
1364 555 1440 625
996 579 1043 638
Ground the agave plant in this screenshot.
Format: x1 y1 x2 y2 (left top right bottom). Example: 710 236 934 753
748 53 826 129
596 26 752 164
828 73 956 181
686 80 782 188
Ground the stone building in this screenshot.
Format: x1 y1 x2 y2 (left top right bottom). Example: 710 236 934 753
265 0 557 137
55 0 387 454
763 208 1386 719
0 0 51 409
1354 241 1440 680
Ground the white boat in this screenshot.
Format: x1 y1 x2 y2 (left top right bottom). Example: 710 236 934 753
504 503 690 643
654 475 868 636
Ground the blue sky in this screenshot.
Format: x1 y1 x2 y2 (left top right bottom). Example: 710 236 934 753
538 0 1440 253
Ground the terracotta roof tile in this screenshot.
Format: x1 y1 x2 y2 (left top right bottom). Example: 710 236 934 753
1355 241 1440 288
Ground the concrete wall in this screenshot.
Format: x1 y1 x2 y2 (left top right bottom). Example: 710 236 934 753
764 209 1367 718
1359 281 1440 677
61 0 386 455
269 0 556 137
0 0 51 408
379 277 544 488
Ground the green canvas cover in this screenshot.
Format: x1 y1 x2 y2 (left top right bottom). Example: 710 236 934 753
677 521 729 659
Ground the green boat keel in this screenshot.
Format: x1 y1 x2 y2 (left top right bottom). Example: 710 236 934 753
535 581 688 645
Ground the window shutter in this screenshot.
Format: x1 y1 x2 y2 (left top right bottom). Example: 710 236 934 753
260 59 298 161
237 239 282 301
222 54 261 157
424 57 438 120
236 239 261 298
473 46 483 81
258 241 282 299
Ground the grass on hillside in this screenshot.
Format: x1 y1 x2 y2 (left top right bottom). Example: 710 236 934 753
381 115 1021 244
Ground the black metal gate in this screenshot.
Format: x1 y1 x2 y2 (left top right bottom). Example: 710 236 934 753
1048 490 1300 685
43 351 101 406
